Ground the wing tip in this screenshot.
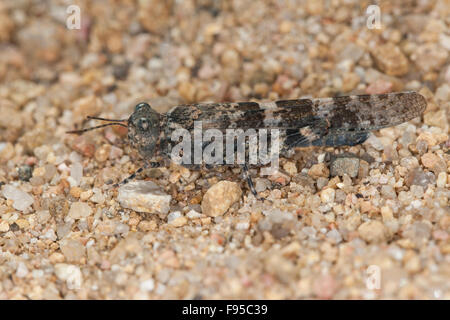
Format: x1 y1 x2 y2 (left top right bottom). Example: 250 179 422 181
402 91 427 114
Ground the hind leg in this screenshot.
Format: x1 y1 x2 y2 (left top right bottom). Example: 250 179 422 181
242 163 257 197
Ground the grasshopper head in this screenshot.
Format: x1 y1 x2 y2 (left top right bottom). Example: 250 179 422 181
128 102 161 159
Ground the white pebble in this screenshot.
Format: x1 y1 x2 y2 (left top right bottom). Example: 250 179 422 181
69 151 82 163
411 199 422 208
16 262 28 278
186 209 201 219
321 188 335 203
68 202 93 219
254 178 270 192
41 228 57 241
388 245 404 261
302 226 317 239
0 221 9 232
439 33 450 51
167 211 182 222
2 185 34 212
90 188 105 204
326 229 342 244
118 181 171 214
366 135 384 151
317 153 326 163
436 172 447 188
70 162 83 187
32 269 44 279
235 221 250 230
54 264 83 290
115 223 130 235
57 162 70 173
140 278 155 292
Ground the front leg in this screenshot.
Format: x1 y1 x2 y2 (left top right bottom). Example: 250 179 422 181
113 161 163 187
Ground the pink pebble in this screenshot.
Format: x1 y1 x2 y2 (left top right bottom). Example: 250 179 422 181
432 230 448 241
25 157 37 166
109 145 123 160
104 128 117 144
366 80 393 94
313 274 338 299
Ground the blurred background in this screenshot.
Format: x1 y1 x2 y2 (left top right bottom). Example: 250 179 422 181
1 0 449 122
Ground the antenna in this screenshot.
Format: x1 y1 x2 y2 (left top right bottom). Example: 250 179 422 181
66 116 128 134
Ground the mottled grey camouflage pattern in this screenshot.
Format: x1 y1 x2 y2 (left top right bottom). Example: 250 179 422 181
134 91 426 163
68 91 426 192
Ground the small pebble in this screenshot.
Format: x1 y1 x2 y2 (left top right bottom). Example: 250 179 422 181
313 274 338 299
381 206 394 221
59 239 86 263
0 221 9 232
371 43 409 76
109 145 123 159
18 165 32 181
201 181 242 217
436 172 447 188
404 221 432 245
43 164 57 181
68 201 93 219
358 220 388 243
254 178 271 192
54 264 83 290
405 168 435 187
140 279 155 292
16 262 28 278
138 220 157 232
118 181 171 214
169 216 188 227
421 153 446 174
95 144 111 162
381 185 396 199
69 187 82 198
326 229 342 244
411 43 449 72
316 177 328 190
80 190 93 201
424 110 448 130
15 219 29 229
283 161 297 175
330 156 360 178
320 188 335 203
90 189 105 204
70 162 83 187
308 163 329 178
268 170 290 186
2 184 34 212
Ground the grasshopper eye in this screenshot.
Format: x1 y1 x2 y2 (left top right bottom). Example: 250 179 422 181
137 118 149 131
135 102 149 112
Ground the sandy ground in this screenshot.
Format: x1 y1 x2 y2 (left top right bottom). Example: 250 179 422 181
0 0 449 299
